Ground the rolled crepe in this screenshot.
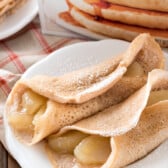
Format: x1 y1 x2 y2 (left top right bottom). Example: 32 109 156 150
46 69 168 168
10 34 164 104
6 34 164 145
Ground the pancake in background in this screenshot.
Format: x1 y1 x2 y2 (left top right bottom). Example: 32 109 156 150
69 0 168 29
106 0 168 12
66 7 168 47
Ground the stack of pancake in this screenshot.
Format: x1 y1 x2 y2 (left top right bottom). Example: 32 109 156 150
0 0 25 21
59 0 168 47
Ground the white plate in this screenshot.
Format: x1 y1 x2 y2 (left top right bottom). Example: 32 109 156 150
38 0 82 38
4 39 168 168
0 0 38 40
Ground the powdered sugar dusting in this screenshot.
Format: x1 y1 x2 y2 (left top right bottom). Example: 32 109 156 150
78 67 126 97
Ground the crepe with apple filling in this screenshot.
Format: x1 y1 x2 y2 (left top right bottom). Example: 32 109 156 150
6 34 164 145
46 69 168 168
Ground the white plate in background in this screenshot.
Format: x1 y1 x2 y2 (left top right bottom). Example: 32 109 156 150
4 39 168 168
0 0 38 40
38 0 82 38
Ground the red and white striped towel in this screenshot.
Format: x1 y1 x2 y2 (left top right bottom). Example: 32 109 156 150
0 16 87 145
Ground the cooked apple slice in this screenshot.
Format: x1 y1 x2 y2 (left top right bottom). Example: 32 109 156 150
147 90 168 106
8 91 46 132
125 62 144 77
74 135 111 165
33 104 46 123
8 113 33 131
21 90 46 115
48 131 88 154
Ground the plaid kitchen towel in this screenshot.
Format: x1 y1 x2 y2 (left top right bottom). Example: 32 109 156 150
0 16 87 146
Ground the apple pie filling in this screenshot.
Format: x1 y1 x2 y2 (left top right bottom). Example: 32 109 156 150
48 131 111 165
147 89 168 106
8 90 47 132
125 61 145 77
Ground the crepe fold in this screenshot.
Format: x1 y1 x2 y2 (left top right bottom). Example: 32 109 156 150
6 33 164 145
46 69 168 168
10 34 164 104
